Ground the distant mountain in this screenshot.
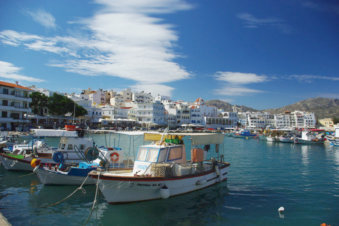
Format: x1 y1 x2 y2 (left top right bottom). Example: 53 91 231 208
265 97 339 119
205 100 258 112
206 98 339 119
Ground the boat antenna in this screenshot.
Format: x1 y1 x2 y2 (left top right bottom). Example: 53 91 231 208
160 127 169 144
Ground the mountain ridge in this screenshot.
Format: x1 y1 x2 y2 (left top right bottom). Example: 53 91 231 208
205 97 339 119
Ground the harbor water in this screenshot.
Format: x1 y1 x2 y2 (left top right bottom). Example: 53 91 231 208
1 134 338 225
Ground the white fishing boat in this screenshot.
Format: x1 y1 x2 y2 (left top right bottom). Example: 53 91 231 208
0 136 98 171
0 140 56 171
33 146 125 185
89 132 230 204
266 135 277 142
278 135 294 143
294 130 325 145
329 127 339 146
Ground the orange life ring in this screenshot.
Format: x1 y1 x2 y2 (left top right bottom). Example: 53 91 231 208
110 152 119 162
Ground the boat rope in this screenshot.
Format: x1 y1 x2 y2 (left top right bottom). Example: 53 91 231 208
18 172 35 177
84 172 100 225
44 174 90 208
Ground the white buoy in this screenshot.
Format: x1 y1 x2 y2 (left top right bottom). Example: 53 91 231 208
278 206 285 213
160 186 170 199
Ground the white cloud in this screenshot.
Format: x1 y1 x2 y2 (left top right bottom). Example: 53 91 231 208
215 71 268 84
237 13 291 34
131 83 174 96
215 86 263 96
214 71 268 96
0 0 193 96
290 74 339 82
27 9 56 29
0 61 44 82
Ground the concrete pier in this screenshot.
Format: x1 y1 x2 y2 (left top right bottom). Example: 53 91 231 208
0 212 11 226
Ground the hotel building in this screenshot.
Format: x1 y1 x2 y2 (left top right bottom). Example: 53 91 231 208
0 81 32 130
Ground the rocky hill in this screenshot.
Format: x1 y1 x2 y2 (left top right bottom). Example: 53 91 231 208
206 98 339 119
265 97 339 119
205 100 258 112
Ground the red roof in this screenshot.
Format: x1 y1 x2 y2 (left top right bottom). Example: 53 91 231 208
120 107 132 109
0 81 32 90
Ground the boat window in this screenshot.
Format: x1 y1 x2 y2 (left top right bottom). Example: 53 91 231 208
146 148 159 162
158 148 168 162
67 144 73 150
137 148 148 161
79 144 85 150
61 143 65 150
168 147 182 161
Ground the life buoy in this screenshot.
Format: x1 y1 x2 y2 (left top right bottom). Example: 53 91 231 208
110 152 119 162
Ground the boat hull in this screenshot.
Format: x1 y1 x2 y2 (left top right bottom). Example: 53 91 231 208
35 167 96 185
92 166 228 204
0 155 33 171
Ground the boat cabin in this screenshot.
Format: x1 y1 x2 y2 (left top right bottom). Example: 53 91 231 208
58 137 94 153
133 144 186 175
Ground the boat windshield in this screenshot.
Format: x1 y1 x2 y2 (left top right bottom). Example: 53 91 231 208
146 148 159 162
136 148 148 161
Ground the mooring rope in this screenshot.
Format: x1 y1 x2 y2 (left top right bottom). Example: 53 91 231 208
44 173 90 208
84 172 101 225
18 172 35 178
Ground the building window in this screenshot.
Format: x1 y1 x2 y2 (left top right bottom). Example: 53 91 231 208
2 111 7 118
2 100 8 106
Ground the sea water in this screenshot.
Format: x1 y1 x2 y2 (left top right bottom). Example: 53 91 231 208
0 134 338 225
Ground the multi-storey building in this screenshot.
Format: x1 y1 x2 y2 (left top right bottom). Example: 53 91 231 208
128 101 166 126
0 81 32 131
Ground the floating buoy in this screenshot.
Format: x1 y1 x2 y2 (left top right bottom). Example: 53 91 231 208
159 185 170 199
30 158 41 168
278 206 285 213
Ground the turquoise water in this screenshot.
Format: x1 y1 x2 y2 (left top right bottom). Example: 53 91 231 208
1 135 338 226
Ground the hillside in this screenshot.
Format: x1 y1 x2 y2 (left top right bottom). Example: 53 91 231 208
265 97 339 119
206 98 339 119
205 100 258 112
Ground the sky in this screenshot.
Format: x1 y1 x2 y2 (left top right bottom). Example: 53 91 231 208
0 0 338 110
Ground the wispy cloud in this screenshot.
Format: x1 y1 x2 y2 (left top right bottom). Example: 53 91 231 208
214 71 268 96
0 60 44 82
289 74 339 82
215 86 263 96
215 71 268 84
26 9 56 29
237 13 291 34
302 1 339 15
0 0 193 96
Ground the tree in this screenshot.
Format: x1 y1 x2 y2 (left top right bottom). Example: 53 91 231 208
47 93 87 117
30 92 48 116
333 117 339 124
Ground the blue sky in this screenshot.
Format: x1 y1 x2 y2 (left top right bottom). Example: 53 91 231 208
0 0 338 109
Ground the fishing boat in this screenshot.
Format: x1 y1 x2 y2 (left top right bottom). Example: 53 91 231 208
266 136 277 142
0 136 98 171
33 146 125 185
278 134 294 143
294 131 325 145
328 127 339 147
89 132 230 204
232 129 257 139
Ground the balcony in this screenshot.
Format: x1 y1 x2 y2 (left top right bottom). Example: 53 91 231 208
0 104 32 113
0 92 32 102
0 117 30 123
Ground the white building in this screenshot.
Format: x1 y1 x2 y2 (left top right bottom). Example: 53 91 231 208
132 91 153 103
0 81 32 131
190 98 218 126
274 113 291 129
129 101 166 126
